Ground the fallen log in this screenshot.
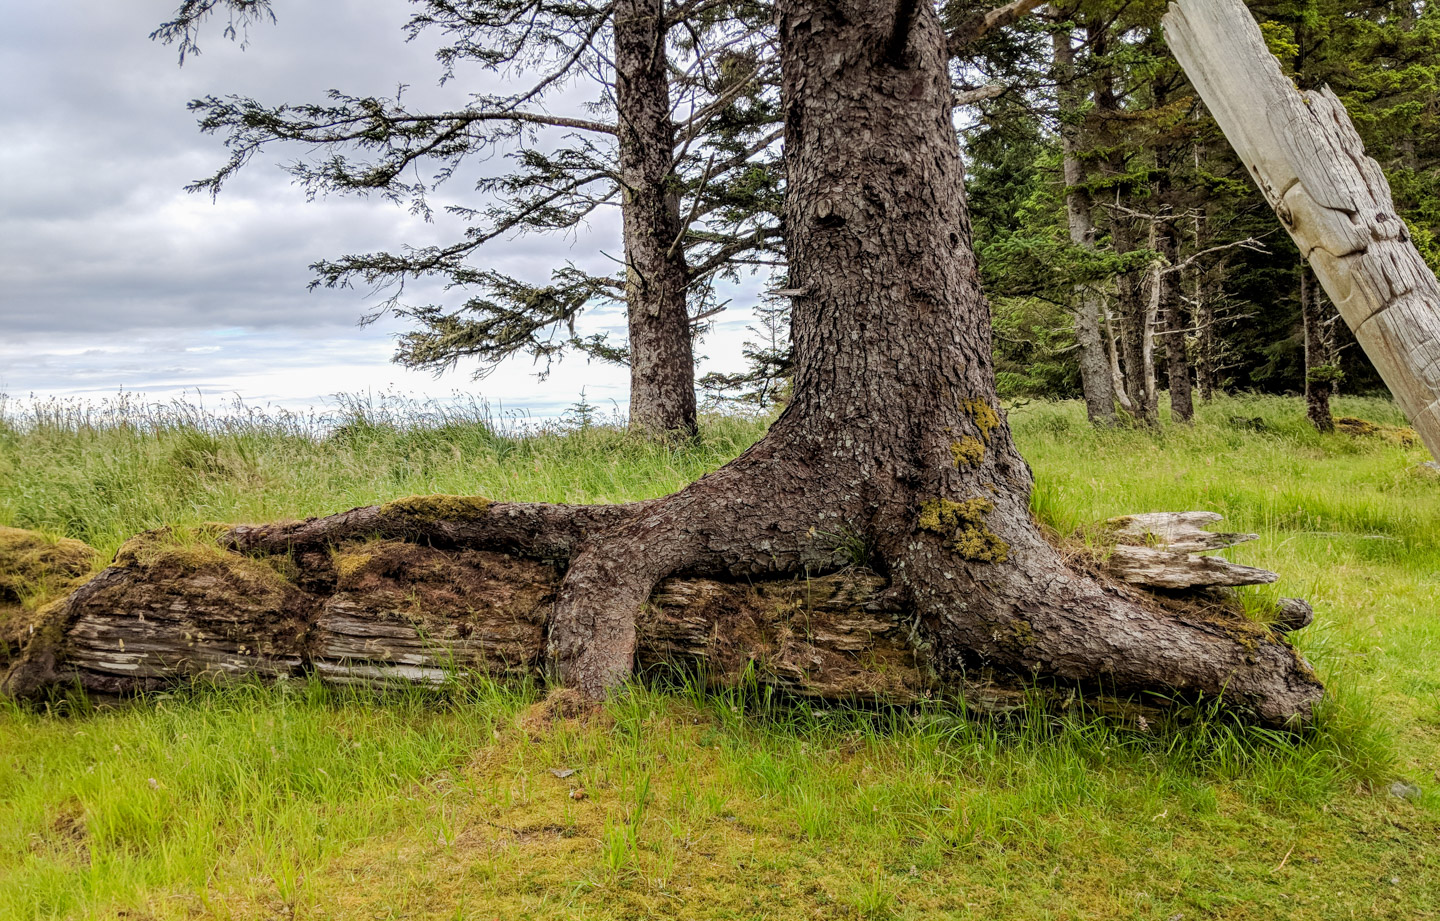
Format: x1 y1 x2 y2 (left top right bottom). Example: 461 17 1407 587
2 510 1314 719
1 531 932 703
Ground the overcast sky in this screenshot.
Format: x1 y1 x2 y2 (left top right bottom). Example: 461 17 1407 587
0 0 763 421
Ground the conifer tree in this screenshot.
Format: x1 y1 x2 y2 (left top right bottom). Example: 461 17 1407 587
154 0 784 436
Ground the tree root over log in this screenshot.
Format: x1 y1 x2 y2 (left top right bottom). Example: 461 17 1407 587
0 526 932 705
2 505 1319 725
0 0 1327 728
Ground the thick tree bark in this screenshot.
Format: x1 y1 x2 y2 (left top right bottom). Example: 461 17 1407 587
1052 23 1118 427
4 0 1324 726
615 0 698 436
1301 266 1337 433
1165 0 1440 461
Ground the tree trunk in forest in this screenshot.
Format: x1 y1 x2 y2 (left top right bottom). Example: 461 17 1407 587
1301 266 1337 433
1193 250 1222 402
1165 0 1440 461
1052 23 1118 427
4 0 1324 726
1090 22 1155 427
1114 214 1156 424
1105 307 1137 413
615 0 698 436
1156 220 1196 422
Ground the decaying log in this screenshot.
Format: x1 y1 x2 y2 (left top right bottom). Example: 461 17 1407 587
1 532 932 704
1104 511 1278 590
1101 513 1315 633
1106 544 1277 590
2 512 1314 717
1164 0 1440 461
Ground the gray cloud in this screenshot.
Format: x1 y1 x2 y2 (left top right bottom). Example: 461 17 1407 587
0 0 761 411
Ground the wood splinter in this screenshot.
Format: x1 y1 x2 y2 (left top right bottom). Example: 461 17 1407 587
1104 511 1313 632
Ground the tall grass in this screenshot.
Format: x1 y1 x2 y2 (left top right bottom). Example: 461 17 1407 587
0 391 766 558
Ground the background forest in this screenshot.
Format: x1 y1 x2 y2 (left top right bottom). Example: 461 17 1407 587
949 0 1440 419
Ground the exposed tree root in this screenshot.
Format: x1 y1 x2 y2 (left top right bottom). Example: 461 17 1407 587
0 0 1329 728
1 502 1320 727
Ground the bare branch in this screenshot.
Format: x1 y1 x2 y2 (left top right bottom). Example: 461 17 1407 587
947 0 1049 55
953 83 1007 105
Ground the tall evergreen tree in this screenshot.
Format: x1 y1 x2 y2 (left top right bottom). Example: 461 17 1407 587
154 0 784 436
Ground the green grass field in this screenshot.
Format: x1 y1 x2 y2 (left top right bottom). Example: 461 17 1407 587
1 393 1437 919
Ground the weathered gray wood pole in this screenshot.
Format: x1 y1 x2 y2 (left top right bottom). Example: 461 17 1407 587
1164 0 1440 461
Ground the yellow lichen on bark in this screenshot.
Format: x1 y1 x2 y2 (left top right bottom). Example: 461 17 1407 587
959 399 1001 444
950 437 985 468
917 498 1009 563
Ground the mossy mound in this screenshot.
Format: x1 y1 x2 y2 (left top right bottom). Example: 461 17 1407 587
0 528 99 665
1334 416 1418 446
0 527 98 603
111 528 295 596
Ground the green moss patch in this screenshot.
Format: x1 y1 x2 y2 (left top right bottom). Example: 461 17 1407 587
960 398 1002 444
950 437 985 468
917 498 1010 563
378 494 493 524
332 549 375 584
1334 416 1418 446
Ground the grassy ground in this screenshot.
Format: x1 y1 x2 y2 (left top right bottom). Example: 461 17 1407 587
0 393 1437 920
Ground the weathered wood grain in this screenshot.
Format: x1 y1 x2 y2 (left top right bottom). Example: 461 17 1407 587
1104 512 1278 589
1164 0 1440 461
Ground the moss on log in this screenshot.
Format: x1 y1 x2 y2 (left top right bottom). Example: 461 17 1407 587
1 511 1313 722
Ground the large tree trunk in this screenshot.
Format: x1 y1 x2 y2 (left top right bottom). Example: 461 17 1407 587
1301 265 1337 433
1052 23 1118 427
1165 0 1440 461
4 0 1323 726
615 0 698 436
